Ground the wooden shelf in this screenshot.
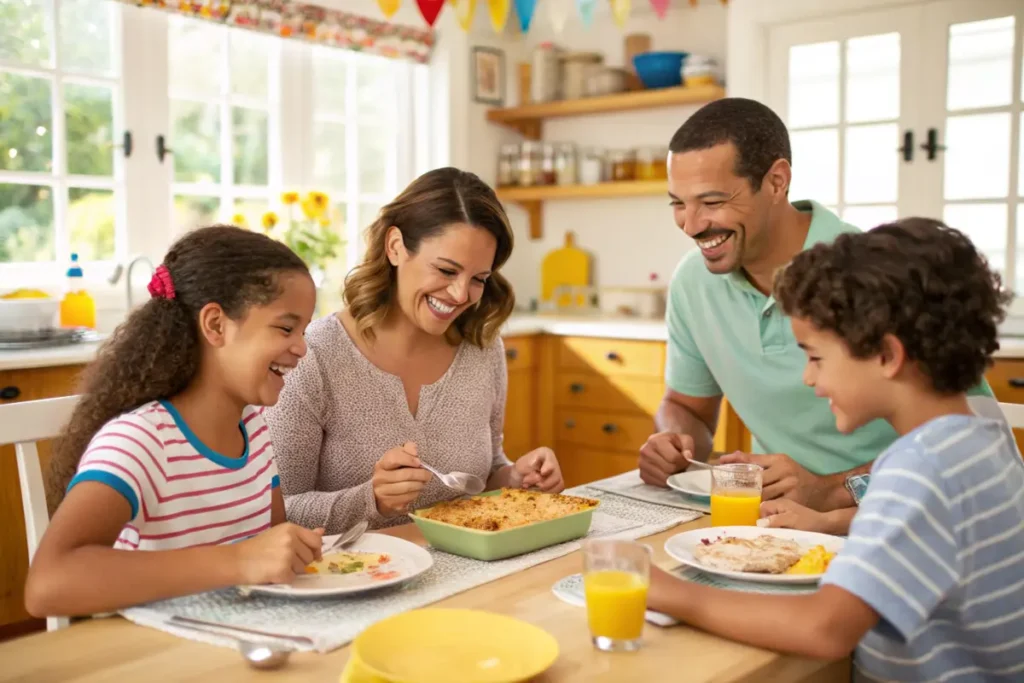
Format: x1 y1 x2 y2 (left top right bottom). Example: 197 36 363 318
497 181 667 238
486 84 725 139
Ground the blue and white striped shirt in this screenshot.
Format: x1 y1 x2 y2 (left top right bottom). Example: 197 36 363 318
822 414 1024 682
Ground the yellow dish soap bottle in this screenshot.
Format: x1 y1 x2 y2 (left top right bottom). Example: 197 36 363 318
59 253 96 329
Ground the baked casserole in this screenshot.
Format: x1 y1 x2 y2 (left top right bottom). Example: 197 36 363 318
416 488 599 531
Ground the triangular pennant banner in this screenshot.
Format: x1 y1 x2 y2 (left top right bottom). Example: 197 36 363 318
577 0 596 28
514 0 537 32
416 0 445 25
449 0 477 30
488 0 511 33
649 0 669 18
610 0 630 27
377 0 401 18
547 0 572 33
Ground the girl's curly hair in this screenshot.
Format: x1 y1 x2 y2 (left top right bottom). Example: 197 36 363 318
47 225 308 514
343 167 515 348
774 217 1013 395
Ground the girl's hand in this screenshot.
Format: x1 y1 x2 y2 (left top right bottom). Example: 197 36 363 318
511 447 565 493
758 499 832 533
234 522 324 585
372 442 432 516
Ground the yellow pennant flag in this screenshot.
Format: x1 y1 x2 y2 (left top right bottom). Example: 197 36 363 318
449 0 477 30
487 0 510 33
610 0 630 27
377 0 401 18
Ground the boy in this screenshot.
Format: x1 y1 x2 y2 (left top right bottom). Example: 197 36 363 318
647 218 1024 681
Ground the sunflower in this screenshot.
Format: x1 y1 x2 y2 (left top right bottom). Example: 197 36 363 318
231 213 248 228
307 191 329 213
261 211 279 231
281 191 300 205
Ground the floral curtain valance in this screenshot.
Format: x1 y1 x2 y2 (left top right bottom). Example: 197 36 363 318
114 1 435 63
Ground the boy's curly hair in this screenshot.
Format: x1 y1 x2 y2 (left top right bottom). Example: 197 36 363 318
774 217 1013 395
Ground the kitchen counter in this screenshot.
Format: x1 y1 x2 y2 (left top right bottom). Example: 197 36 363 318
0 338 107 371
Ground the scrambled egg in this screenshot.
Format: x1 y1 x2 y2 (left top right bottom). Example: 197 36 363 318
785 545 836 575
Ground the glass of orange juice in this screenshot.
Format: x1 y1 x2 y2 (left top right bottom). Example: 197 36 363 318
582 539 651 652
710 463 763 527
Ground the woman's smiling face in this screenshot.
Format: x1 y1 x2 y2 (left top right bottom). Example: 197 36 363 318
388 222 497 337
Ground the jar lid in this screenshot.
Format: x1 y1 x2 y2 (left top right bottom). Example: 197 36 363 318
560 51 603 63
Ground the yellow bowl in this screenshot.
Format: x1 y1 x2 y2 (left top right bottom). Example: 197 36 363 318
350 608 559 683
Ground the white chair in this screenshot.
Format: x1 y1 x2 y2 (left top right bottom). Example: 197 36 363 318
998 401 1024 429
0 395 79 632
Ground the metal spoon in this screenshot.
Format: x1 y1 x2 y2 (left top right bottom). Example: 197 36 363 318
322 519 369 555
419 461 486 495
238 640 293 671
685 459 713 471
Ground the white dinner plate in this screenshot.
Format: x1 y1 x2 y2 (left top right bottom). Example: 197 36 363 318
664 526 845 585
241 532 433 599
666 470 711 502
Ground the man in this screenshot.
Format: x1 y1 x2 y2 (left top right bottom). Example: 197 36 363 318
638 97 999 513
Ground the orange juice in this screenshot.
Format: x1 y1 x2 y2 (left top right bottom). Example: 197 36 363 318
583 570 648 640
710 489 761 526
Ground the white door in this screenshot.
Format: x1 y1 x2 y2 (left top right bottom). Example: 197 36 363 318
917 0 1024 293
768 5 927 228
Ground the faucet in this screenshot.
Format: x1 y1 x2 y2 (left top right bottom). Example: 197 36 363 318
109 256 154 311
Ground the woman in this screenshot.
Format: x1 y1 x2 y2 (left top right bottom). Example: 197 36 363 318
265 167 564 532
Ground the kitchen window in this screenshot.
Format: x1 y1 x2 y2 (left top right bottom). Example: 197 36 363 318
0 1 422 293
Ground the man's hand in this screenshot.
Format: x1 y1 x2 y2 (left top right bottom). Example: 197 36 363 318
718 451 833 510
639 431 696 488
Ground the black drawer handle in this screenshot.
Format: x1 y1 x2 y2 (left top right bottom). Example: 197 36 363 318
602 423 618 434
606 351 621 361
564 419 576 428
1009 378 1024 388
569 382 585 394
506 348 518 360
0 385 21 400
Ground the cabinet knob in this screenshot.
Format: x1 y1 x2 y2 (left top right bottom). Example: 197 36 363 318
602 423 618 434
506 348 518 360
564 419 576 429
1009 378 1024 389
0 386 21 400
605 351 620 362
569 382 584 394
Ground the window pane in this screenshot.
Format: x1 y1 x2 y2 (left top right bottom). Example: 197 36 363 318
844 124 898 204
1017 205 1024 294
846 33 899 123
356 57 397 124
0 183 54 263
59 0 115 76
943 203 1007 274
232 106 268 186
0 0 51 67
67 187 114 260
787 42 839 129
171 100 220 183
843 205 898 230
232 198 268 231
947 17 1015 111
65 82 114 177
313 47 347 113
359 202 382 231
0 72 53 173
358 126 388 195
944 113 1010 200
789 128 838 205
1020 112 1024 196
312 121 346 189
174 195 219 232
169 18 222 97
230 29 269 100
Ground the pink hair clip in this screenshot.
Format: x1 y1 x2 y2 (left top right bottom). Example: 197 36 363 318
148 264 176 300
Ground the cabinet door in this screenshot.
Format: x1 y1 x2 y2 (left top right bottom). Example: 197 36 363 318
554 442 639 489
504 367 536 461
0 365 84 632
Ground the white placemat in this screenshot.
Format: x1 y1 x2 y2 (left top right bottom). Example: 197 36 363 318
587 469 710 514
120 486 701 653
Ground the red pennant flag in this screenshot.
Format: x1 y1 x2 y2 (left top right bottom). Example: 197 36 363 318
416 0 445 25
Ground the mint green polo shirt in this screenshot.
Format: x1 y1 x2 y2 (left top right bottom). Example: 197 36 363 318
665 200 995 475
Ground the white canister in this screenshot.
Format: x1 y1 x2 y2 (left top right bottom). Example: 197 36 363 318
579 147 605 185
530 42 562 103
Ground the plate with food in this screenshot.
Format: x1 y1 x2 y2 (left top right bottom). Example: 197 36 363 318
664 526 843 584
666 470 711 502
411 488 600 561
242 532 433 598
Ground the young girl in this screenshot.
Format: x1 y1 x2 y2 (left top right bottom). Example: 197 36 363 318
26 225 323 618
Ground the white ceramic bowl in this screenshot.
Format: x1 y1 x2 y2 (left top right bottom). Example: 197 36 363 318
0 299 60 333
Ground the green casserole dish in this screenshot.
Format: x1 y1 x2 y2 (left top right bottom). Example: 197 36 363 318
410 490 600 561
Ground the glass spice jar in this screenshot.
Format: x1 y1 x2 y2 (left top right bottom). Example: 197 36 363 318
579 147 605 185
518 142 541 186
540 143 557 185
609 149 637 181
636 146 668 180
555 143 578 185
497 143 520 187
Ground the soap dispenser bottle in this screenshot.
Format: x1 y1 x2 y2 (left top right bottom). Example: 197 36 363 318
59 253 96 329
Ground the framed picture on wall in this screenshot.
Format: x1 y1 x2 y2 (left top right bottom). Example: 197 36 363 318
471 46 505 106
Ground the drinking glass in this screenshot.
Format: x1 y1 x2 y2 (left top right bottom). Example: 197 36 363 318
710 463 763 527
582 539 651 652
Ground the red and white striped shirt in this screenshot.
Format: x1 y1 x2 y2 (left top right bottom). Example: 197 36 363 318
68 400 279 550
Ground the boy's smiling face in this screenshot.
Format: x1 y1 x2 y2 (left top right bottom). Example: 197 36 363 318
790 316 891 434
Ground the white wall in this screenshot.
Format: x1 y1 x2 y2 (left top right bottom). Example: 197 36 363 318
456 2 729 307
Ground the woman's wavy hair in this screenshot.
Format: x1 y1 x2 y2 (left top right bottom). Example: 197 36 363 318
343 167 515 347
47 225 308 514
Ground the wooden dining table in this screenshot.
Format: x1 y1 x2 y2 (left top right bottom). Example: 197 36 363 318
0 516 851 683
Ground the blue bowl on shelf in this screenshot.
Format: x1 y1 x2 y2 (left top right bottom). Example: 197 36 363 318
632 51 689 89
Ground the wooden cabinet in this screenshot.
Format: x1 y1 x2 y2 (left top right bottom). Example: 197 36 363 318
0 364 84 638
984 359 1024 455
503 336 537 462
